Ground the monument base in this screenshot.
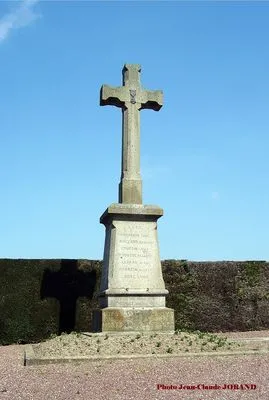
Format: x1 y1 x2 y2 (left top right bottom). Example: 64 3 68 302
92 307 175 333
92 203 175 333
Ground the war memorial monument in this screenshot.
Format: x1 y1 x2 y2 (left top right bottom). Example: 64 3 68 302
92 64 175 332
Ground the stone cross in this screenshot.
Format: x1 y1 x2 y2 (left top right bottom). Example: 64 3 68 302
100 64 163 204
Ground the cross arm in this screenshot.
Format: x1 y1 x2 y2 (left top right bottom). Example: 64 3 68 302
140 90 163 111
100 84 127 108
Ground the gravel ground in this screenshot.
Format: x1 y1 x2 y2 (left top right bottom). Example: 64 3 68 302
1 331 268 400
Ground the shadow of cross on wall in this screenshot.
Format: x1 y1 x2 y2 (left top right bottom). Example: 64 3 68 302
40 259 96 334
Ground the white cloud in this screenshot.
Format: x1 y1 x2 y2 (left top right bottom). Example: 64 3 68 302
0 0 40 43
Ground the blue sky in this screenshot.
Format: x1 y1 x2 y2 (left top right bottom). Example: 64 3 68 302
1 1 269 261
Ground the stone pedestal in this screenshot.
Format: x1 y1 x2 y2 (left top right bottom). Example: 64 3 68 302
92 203 175 332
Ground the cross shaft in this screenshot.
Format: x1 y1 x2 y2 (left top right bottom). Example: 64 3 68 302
100 64 163 204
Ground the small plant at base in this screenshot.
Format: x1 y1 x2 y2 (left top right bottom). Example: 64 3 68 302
130 338 135 343
104 334 109 340
207 335 215 343
217 339 226 347
167 347 173 353
97 338 101 344
156 342 161 347
136 334 141 339
49 333 58 340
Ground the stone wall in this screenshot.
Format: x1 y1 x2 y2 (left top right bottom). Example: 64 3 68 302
0 259 268 344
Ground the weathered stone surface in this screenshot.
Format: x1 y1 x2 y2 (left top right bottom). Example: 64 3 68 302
94 64 174 333
100 64 163 204
100 203 163 221
98 204 168 310
92 307 175 333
